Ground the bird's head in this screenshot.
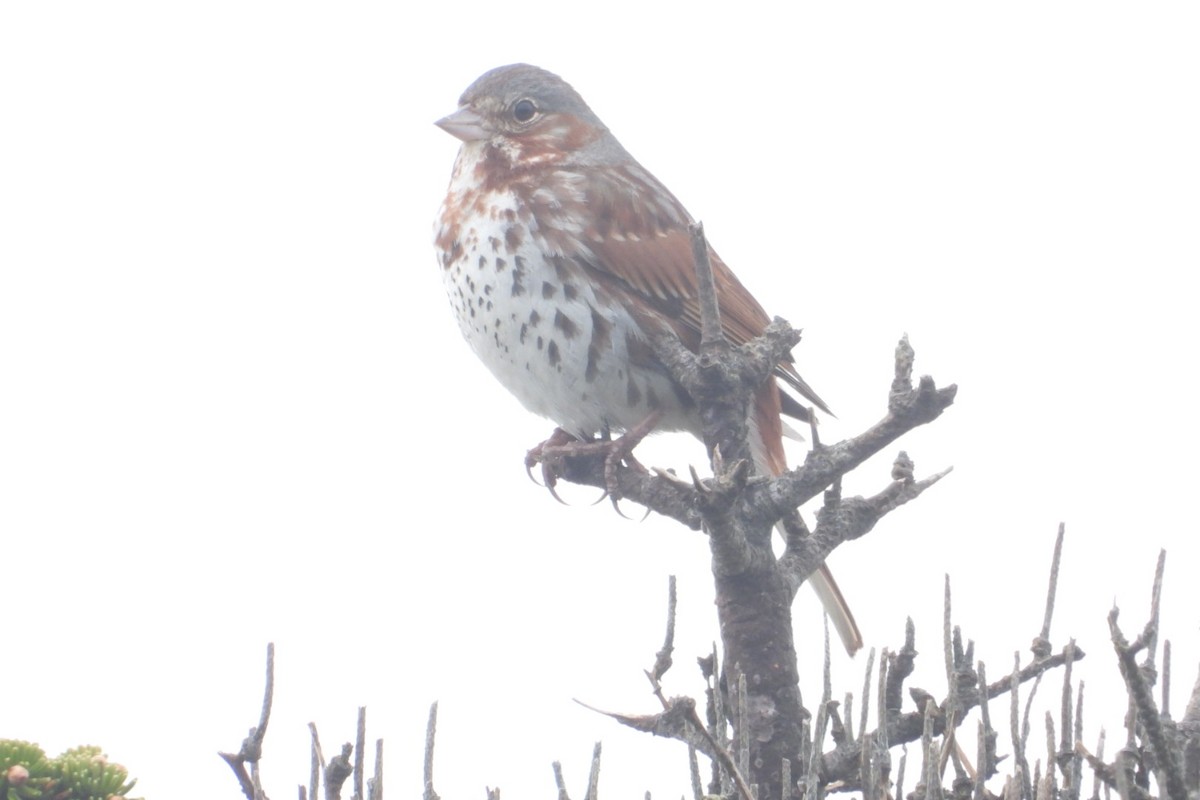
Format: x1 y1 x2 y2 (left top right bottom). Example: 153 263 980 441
435 64 623 170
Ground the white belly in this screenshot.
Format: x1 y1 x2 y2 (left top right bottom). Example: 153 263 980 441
436 190 695 439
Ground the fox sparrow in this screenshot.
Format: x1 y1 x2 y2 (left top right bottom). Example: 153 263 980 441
434 64 861 654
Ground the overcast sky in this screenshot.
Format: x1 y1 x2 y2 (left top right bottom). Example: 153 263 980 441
2 3 1198 799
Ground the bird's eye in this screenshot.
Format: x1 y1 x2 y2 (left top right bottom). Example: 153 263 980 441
512 98 538 123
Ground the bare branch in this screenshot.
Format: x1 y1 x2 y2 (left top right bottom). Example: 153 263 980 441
977 660 996 788
860 648 877 752
574 697 712 760
1076 737 1120 797
1162 641 1172 719
759 344 956 519
1033 524 1065 660
423 703 440 800
584 742 602 800
353 707 365 800
780 466 951 596
688 745 703 800
368 740 383 800
551 333 953 542
577 697 753 800
821 643 1084 785
309 728 320 800
885 619 918 716
1146 549 1166 671
220 643 275 800
1108 607 1187 800
645 575 678 706
324 743 353 800
1059 642 1077 776
552 761 569 800
944 576 955 715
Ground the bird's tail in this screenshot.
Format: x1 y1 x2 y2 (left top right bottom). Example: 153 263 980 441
806 559 863 655
751 383 863 656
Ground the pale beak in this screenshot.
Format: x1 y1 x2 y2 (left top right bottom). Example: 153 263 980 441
435 107 490 142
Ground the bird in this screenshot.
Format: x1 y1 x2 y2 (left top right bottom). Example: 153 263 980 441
434 64 862 655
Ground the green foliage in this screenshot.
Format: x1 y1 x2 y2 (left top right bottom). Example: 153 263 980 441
0 740 139 800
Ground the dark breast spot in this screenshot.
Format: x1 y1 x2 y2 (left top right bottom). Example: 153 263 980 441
585 306 613 382
542 282 557 299
552 257 570 282
553 310 579 339
440 242 461 269
547 340 561 368
505 225 524 250
511 256 527 295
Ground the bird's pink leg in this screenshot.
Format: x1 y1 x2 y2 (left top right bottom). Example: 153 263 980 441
525 412 662 510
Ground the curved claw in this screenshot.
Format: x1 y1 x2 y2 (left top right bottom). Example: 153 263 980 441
525 459 546 487
596 486 650 521
602 450 637 519
527 426 577 500
545 480 569 506
608 493 633 520
542 463 570 505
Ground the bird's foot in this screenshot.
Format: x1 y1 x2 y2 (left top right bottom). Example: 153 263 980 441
525 427 577 504
525 413 661 512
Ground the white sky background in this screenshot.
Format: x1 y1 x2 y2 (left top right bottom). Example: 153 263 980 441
2 2 1198 798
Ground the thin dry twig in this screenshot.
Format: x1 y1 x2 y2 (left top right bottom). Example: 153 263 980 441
368 739 383 800
1109 607 1187 800
353 707 365 800
220 643 276 800
309 728 319 800
1033 524 1065 660
423 703 440 800
552 761 569 800
584 742 602 800
645 575 678 707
